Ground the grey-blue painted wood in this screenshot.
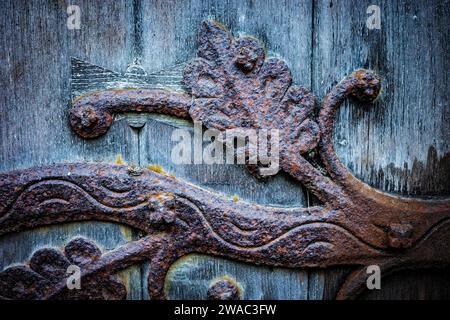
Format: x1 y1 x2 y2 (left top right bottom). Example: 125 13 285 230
0 0 143 299
165 254 309 300
312 0 449 298
313 0 449 196
0 0 448 300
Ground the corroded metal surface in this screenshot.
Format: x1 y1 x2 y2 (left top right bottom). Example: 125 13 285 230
0 237 126 299
69 89 191 139
1 21 449 300
207 278 241 300
0 161 449 300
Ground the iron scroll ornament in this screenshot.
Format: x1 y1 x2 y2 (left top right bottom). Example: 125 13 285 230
0 21 449 300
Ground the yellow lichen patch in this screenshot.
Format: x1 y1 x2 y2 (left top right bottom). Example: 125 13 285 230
115 154 125 165
119 225 133 240
117 269 131 295
147 164 177 179
155 192 174 200
232 195 239 203
147 164 165 174
164 254 198 296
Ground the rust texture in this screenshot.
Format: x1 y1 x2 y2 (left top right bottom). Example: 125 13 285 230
0 237 126 299
1 21 449 300
69 90 191 139
207 278 241 300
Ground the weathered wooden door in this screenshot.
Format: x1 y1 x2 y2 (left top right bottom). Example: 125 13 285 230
0 0 449 300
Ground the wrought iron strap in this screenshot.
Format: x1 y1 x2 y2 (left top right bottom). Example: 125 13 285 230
0 21 449 300
1 163 449 299
70 89 191 139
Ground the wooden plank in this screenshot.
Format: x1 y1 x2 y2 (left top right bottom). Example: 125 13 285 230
0 0 137 171
139 0 313 86
312 0 449 195
359 268 450 300
312 0 449 299
165 254 309 300
137 0 316 299
0 0 142 299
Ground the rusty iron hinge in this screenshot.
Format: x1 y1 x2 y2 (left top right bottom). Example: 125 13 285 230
0 21 449 300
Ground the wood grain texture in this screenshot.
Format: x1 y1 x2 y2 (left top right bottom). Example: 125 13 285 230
312 0 449 196
139 0 313 86
312 0 449 299
360 268 450 300
0 0 143 299
0 0 136 171
0 0 448 300
165 254 309 300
